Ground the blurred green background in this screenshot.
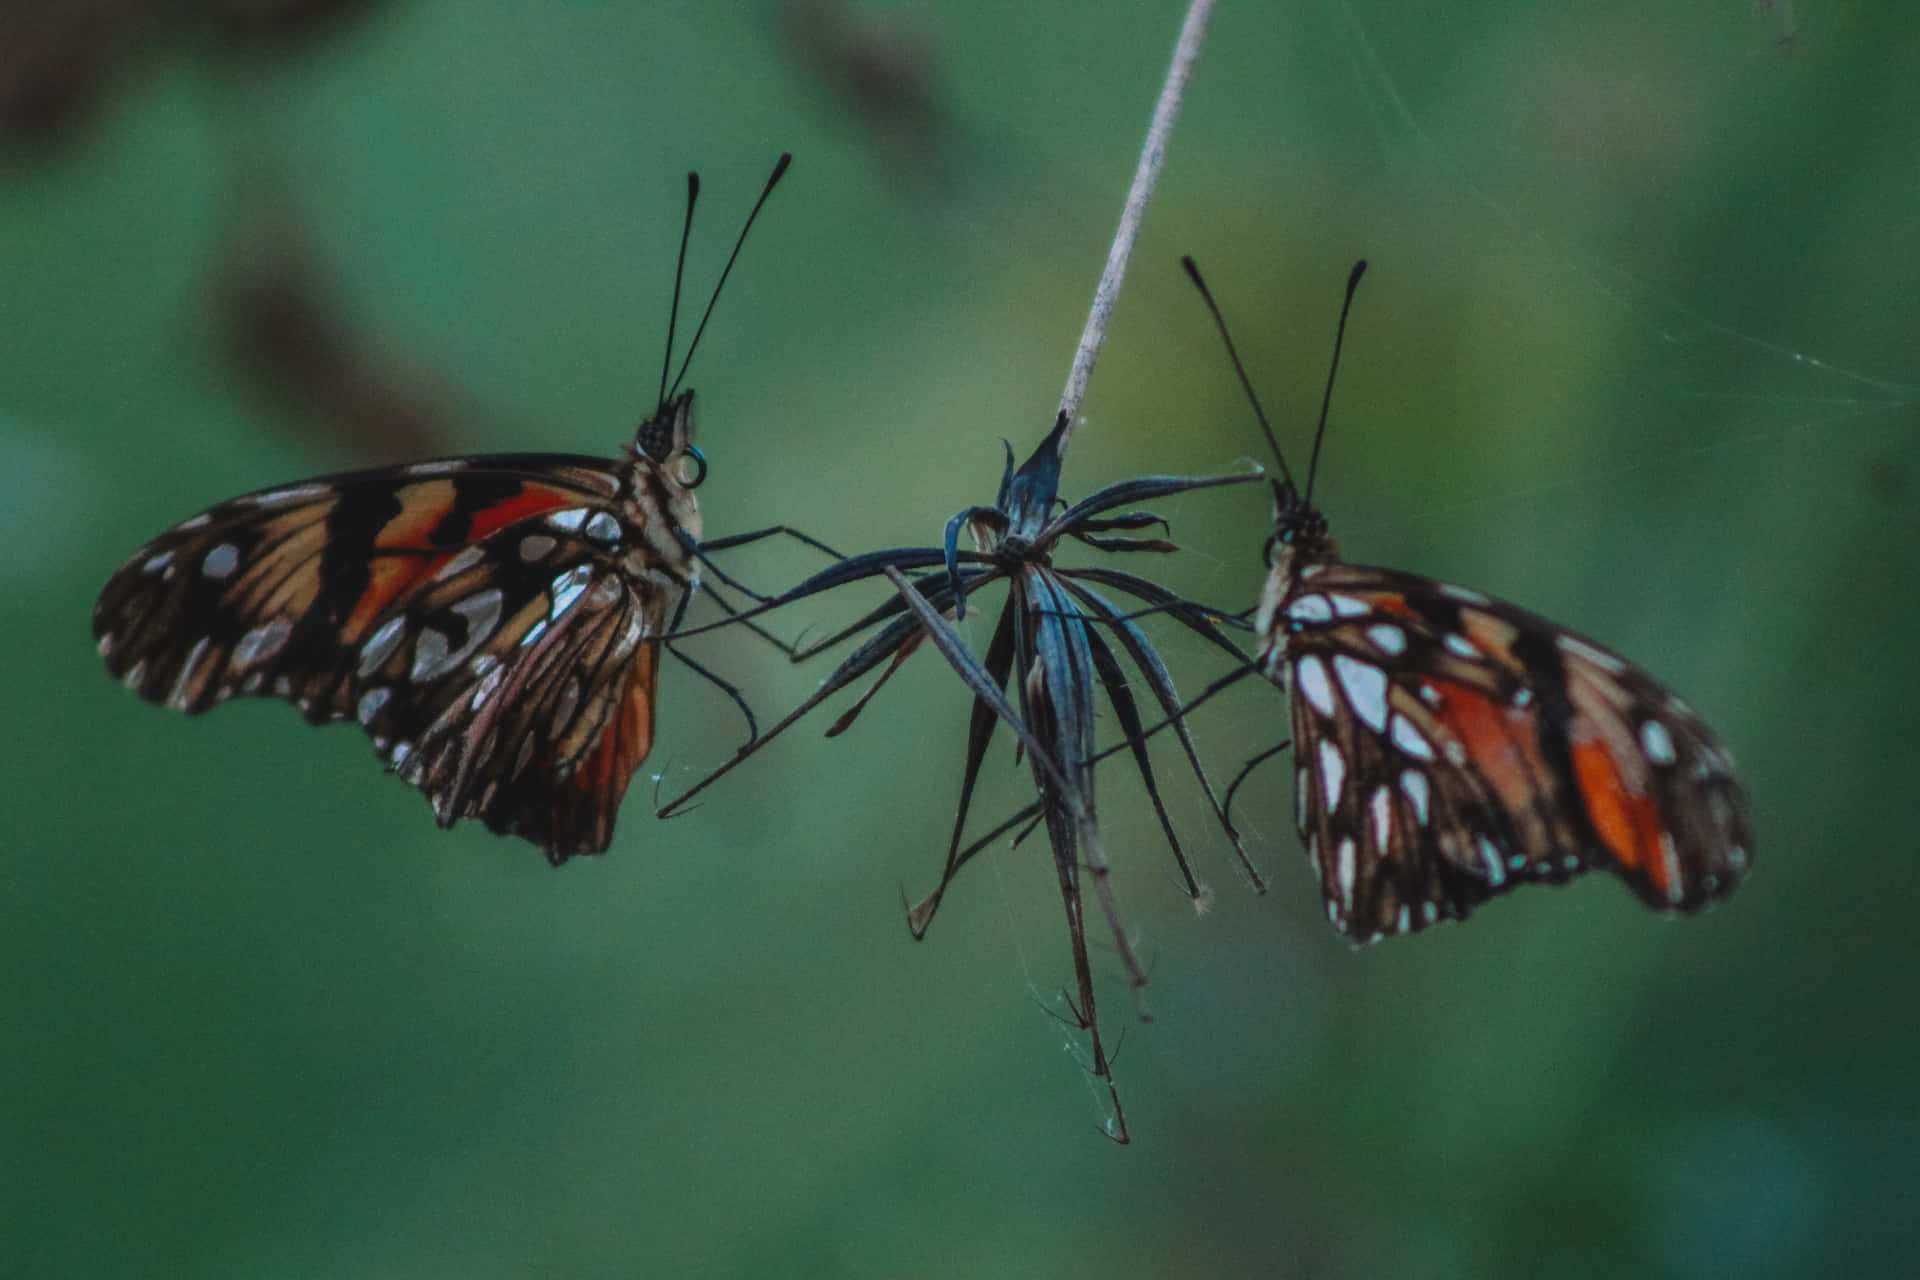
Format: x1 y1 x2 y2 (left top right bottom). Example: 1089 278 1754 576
5 1 1916 1275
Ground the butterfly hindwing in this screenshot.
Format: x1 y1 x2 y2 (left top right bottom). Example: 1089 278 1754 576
365 537 669 861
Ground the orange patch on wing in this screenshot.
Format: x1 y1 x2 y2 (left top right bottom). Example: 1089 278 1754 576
580 644 658 794
1362 592 1424 622
345 481 583 638
1459 608 1519 657
1570 739 1667 887
462 484 583 542
1427 678 1549 803
345 556 424 637
372 479 457 550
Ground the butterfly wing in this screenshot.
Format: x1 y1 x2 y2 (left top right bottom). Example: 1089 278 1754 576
1271 560 1751 941
366 537 669 862
93 454 689 862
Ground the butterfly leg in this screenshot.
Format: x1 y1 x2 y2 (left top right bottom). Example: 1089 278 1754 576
699 524 845 559
690 525 846 604
664 642 759 743
695 578 817 660
1223 739 1292 828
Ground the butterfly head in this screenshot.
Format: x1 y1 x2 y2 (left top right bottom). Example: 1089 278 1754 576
1253 478 1337 649
633 388 706 489
1266 476 1336 576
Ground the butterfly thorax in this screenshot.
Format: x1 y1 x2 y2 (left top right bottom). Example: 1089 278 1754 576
623 389 704 572
1252 484 1337 673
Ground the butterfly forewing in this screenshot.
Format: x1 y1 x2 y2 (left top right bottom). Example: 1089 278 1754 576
1264 559 1752 941
93 452 694 863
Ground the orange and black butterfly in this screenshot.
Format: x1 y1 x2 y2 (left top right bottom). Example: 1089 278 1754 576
92 156 793 864
1186 257 1752 942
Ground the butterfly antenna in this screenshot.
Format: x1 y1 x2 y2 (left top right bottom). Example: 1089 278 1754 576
1182 255 1296 495
667 152 792 400
1303 259 1367 507
658 171 700 410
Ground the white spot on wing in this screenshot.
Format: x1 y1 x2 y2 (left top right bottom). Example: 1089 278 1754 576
415 588 505 681
453 588 503 646
142 550 174 575
1390 714 1435 761
1328 594 1370 618
234 618 292 666
612 605 649 661
584 511 622 544
1439 582 1489 605
1317 739 1346 813
1399 770 1430 825
1559 633 1627 674
520 617 549 648
519 533 555 562
549 565 593 619
1286 594 1333 624
202 543 240 579
1368 785 1393 852
1477 836 1506 885
1332 654 1390 732
1295 655 1337 717
1366 623 1406 655
252 482 330 505
357 687 390 724
177 513 212 530
1640 719 1677 766
166 637 212 708
434 545 486 580
1335 836 1357 905
358 615 408 676
469 665 505 711
1442 633 1478 659
410 628 451 682
547 508 590 534
405 459 466 475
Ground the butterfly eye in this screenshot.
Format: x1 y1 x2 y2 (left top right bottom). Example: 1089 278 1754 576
635 416 673 463
678 446 708 489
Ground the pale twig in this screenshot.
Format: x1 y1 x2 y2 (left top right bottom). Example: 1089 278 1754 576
1053 0 1216 457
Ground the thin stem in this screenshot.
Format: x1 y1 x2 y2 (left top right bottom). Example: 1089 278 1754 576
1054 0 1215 454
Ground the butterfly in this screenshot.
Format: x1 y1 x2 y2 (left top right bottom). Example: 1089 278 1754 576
1185 257 1752 942
92 156 792 865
